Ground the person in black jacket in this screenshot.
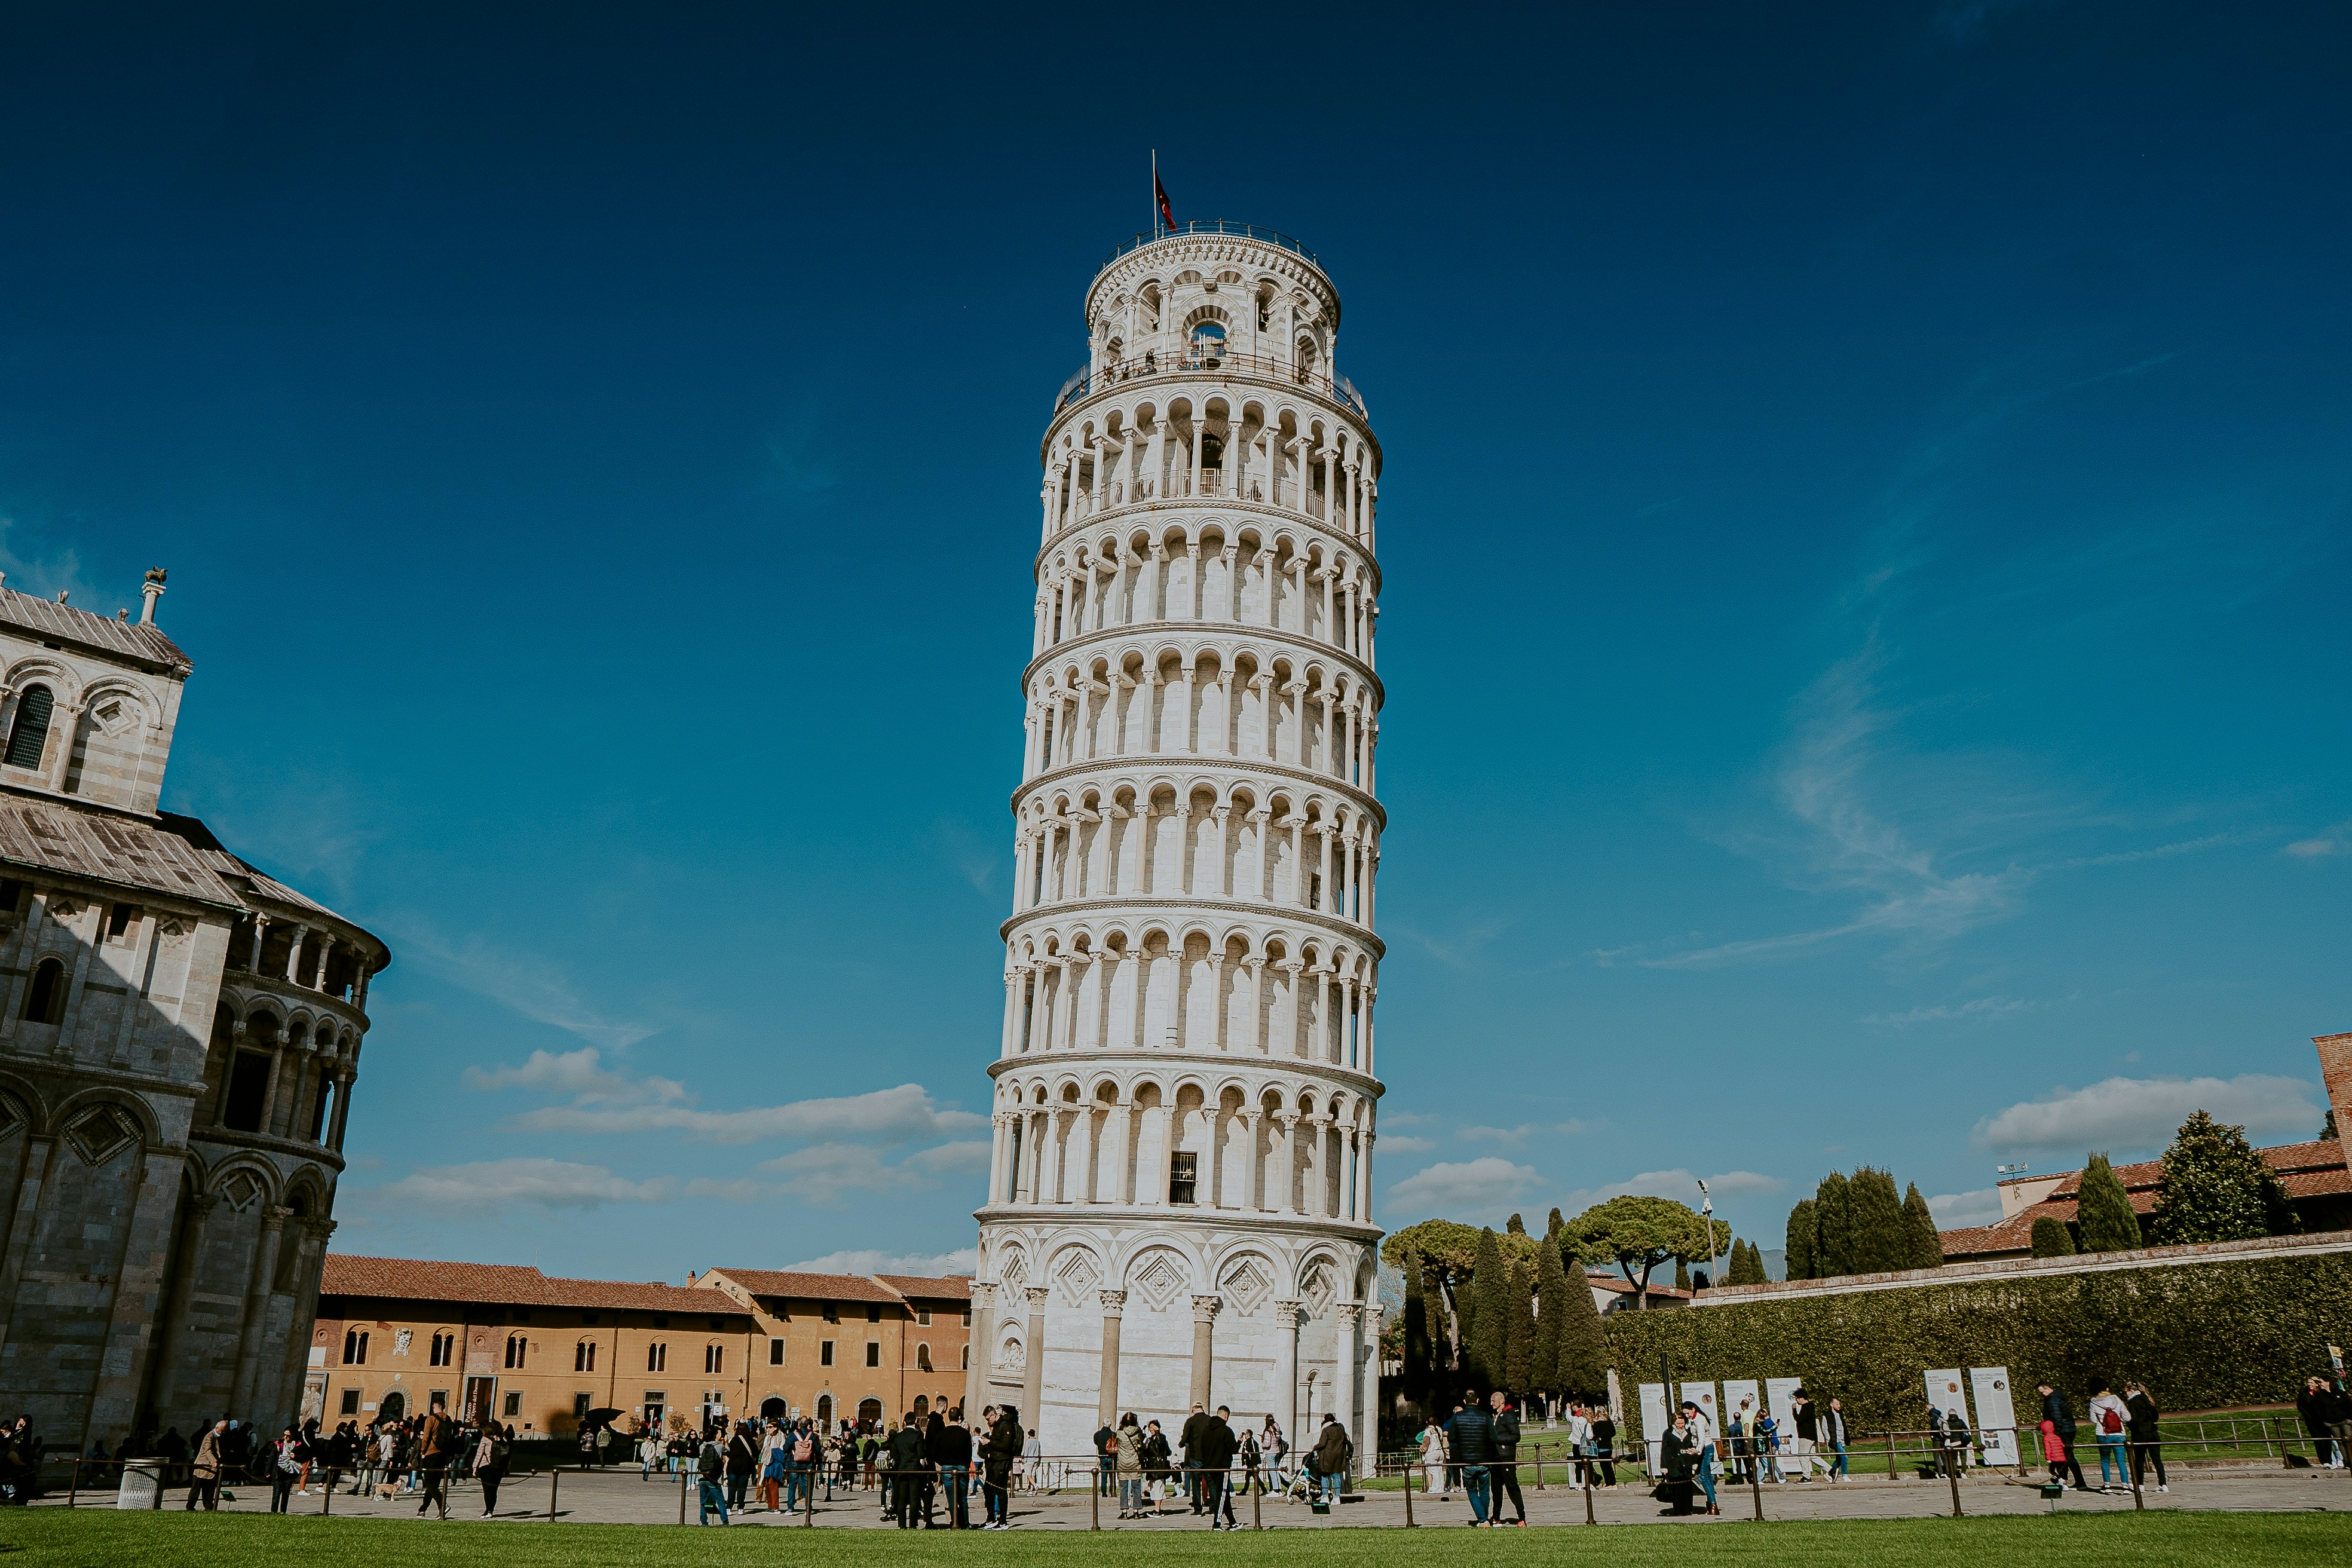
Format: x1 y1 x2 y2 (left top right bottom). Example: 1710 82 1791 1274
1443 1392 1496 1525
929 1407 973 1527
1178 1404 1214 1514
886 1413 932 1528
1193 1407 1241 1529
1659 1416 1701 1515
1590 1410 1618 1487
2036 1383 2087 1489
725 1424 758 1511
2121 1382 2166 1492
980 1407 1020 1528
1487 1393 1527 1525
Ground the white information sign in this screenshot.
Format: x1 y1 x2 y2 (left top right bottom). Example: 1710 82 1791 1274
1720 1378 1761 1439
1924 1368 1970 1426
1970 1367 2020 1466
1637 1382 1669 1474
1679 1382 1720 1443
1763 1376 1805 1420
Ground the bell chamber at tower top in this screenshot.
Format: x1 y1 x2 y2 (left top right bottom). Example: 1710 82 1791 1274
1039 225 1378 550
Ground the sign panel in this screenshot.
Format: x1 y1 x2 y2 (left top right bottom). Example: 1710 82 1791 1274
1720 1378 1761 1441
1678 1382 1719 1443
1924 1368 1970 1427
1969 1367 2020 1466
1637 1382 1669 1474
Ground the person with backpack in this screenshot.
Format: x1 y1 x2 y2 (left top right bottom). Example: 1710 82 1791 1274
695 1434 728 1524
2123 1381 2167 1492
416 1401 457 1521
2087 1383 2130 1487
473 1424 511 1517
981 1406 1021 1528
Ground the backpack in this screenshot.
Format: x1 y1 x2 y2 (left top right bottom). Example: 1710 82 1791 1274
794 1434 814 1463
2100 1407 2123 1434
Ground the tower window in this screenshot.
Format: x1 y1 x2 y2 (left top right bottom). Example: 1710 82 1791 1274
20 958 64 1025
222 1050 270 1131
1169 1150 1199 1205
4 685 52 770
106 902 136 940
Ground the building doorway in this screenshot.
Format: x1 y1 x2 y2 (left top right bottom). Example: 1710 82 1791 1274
857 1397 882 1428
379 1390 406 1423
816 1395 833 1428
760 1396 786 1421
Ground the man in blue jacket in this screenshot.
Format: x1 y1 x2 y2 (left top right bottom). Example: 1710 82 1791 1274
1443 1392 1496 1526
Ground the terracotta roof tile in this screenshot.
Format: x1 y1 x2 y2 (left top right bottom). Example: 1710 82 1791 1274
322 1254 749 1315
0 798 246 908
702 1268 906 1304
874 1274 973 1300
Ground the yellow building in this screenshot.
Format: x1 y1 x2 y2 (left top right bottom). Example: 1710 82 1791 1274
310 1255 972 1437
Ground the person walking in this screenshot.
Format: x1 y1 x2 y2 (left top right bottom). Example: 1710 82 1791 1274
887 1410 931 1527
414 1400 457 1520
980 1405 1020 1528
1310 1411 1352 1512
1787 1388 1821 1480
725 1422 757 1512
2298 1375 2352 1469
1417 1415 1448 1495
1198 1406 1242 1528
760 1421 788 1511
1238 1428 1262 1497
2036 1383 2087 1489
185 1420 226 1511
1680 1401 1718 1516
1094 1416 1117 1500
2123 1382 2167 1493
696 1434 728 1524
1114 1413 1146 1517
1177 1404 1212 1514
1488 1392 1528 1526
1263 1417 1288 1492
473 1424 510 1517
2087 1382 2129 1486
1567 1403 1595 1487
1825 1396 1849 1479
1443 1390 1496 1525
1590 1407 1619 1487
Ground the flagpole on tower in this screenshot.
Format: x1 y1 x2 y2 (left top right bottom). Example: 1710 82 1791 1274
1152 149 1158 237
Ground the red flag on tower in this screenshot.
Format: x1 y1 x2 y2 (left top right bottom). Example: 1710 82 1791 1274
1155 168 1177 235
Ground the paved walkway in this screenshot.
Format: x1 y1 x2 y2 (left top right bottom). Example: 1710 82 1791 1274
37 1464 2352 1527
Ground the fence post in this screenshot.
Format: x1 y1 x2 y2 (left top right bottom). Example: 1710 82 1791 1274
2129 1438 2144 1511
1091 1469 1100 1531
323 1472 332 1516
678 1466 687 1525
1886 1431 1897 1481
1944 1446 1962 1518
1402 1457 1415 1527
548 1466 560 1523
804 1465 815 1525
1587 1459 1598 1525
1252 1464 1263 1529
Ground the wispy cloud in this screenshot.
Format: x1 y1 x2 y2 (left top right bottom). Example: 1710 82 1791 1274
1385 1157 1542 1222
0 514 103 609
2286 819 2351 858
1379 1135 1437 1153
1862 995 2041 1027
785 1247 977 1277
465 1046 684 1105
351 1157 761 1214
393 923 659 1051
1927 1187 2003 1228
757 1143 929 1205
1972 1074 2320 1154
516 1081 987 1146
1391 917 1512 969
1460 1122 1587 1146
1551 1168 1783 1218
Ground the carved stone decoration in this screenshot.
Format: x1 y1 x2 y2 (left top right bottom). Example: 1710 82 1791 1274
1218 1255 1273 1316
1052 1247 1100 1305
217 1170 264 1211
63 1105 137 1165
1131 1251 1187 1312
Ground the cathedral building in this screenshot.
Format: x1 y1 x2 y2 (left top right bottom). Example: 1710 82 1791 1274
0 570 388 1449
966 221 1386 1464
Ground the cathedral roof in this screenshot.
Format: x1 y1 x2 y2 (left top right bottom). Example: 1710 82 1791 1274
0 795 246 908
0 584 189 670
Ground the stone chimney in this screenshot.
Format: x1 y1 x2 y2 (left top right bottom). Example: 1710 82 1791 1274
2316 1034 2352 1157
139 568 167 625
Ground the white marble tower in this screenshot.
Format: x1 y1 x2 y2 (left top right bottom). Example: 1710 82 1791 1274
965 220 1386 1469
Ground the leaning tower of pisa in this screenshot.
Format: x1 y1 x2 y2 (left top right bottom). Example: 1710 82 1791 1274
964 220 1386 1466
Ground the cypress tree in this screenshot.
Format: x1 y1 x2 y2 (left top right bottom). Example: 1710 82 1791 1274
2151 1111 2299 1244
1901 1183 1944 1268
1673 1255 1691 1291
2030 1215 2075 1257
1402 1251 1431 1405
1556 1255 1610 1400
1533 1223 1571 1395
1507 1212 1527 1236
1814 1171 1855 1278
1784 1199 1818 1280
1750 1239 1771 1281
1503 1259 1535 1394
1469 1227 1508 1391
1847 1167 1907 1273
1429 1259 1455 1376
2074 1153 2144 1252
1722 1239 1758 1285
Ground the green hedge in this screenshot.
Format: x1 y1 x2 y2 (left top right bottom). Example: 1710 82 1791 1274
1601 1249 2352 1441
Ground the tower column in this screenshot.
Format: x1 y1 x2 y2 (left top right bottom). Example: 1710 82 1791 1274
1273 1301 1301 1443
1097 1290 1125 1426
1021 1287 1049 1431
1189 1294 1221 1410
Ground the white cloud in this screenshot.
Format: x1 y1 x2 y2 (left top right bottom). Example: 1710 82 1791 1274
1380 1135 1438 1153
1459 1122 1587 1145
1972 1074 2320 1154
785 1247 978 1278
1927 1187 2003 1229
2286 819 2349 858
391 924 658 1051
465 1047 685 1105
356 1158 707 1213
1862 996 2038 1027
757 1143 929 1206
902 1140 993 1174
516 1082 987 1146
1385 1158 1542 1221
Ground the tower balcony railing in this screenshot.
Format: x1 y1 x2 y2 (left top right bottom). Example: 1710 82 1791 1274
1099 219 1321 271
1056 468 1353 523
1055 347 1368 419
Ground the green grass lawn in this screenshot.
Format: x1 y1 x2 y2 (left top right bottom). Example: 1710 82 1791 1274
2 1509 2346 1567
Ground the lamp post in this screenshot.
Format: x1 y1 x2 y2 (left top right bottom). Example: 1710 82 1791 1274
1697 1179 1725 1290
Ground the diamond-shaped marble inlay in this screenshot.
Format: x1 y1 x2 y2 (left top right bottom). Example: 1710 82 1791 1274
218 1171 264 1211
63 1105 135 1166
1052 1249 1099 1304
1301 1262 1336 1316
1132 1251 1187 1312
999 1251 1028 1290
1220 1257 1272 1315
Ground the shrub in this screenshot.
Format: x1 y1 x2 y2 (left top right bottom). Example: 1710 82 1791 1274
2031 1216 2077 1257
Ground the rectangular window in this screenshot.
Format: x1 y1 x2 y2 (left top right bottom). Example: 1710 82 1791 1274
503 1392 522 1417
339 1389 360 1416
962 1309 972 1328
106 902 136 940
648 1342 666 1373
769 1338 785 1366
820 1340 834 1367
864 1342 880 1368
704 1345 724 1375
1169 1150 1199 1205
572 1393 592 1421
917 1310 931 1327
866 1303 881 1323
822 1303 839 1324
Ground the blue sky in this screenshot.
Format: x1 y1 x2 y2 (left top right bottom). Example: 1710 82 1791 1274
2 2 2345 1281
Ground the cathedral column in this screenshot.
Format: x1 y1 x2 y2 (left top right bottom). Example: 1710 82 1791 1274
1211 807 1231 896
229 1206 289 1418
1111 1097 1137 1204
1242 1110 1265 1210
328 1067 357 1151
1221 546 1242 622
1279 960 1304 1055
1273 1301 1301 1442
1184 544 1203 618
1355 1128 1376 1223
1097 1290 1126 1426
1021 1287 1049 1430
1287 817 1308 903
1333 1303 1361 1478
1247 956 1267 1051
0 1134 57 1365
1274 1113 1298 1213
1189 1294 1221 1410
144 1190 219 1422
964 1282 996 1417
1254 551 1276 628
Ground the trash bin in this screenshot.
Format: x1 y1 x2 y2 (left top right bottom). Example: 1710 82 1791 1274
117 1459 165 1510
